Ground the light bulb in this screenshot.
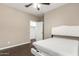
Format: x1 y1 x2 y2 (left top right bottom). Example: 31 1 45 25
33 3 38 8
37 4 41 8
33 3 41 8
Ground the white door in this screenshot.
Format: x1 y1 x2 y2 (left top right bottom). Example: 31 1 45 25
35 22 43 41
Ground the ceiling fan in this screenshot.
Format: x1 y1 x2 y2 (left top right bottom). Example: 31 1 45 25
25 3 50 11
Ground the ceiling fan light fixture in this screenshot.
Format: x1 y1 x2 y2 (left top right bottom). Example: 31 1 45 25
25 3 50 11
33 3 38 8
33 3 41 10
37 4 41 8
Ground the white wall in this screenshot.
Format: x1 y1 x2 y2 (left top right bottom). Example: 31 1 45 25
0 4 39 49
44 3 79 39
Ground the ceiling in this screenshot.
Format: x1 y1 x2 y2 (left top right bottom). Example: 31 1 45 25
3 3 65 17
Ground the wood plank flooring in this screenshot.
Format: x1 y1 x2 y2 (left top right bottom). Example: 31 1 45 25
0 43 33 56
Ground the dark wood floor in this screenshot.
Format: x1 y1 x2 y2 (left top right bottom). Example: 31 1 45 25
0 43 33 56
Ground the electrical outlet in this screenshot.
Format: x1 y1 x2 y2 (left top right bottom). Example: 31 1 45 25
8 42 10 44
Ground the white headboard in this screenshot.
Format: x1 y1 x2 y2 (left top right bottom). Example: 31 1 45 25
51 26 79 37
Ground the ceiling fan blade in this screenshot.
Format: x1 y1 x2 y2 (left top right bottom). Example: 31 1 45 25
41 3 50 5
25 3 32 7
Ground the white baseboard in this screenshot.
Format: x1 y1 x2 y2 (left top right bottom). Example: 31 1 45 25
0 42 30 51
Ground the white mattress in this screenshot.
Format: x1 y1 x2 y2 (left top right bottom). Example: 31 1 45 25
33 37 78 56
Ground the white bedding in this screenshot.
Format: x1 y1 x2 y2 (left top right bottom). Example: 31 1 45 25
31 48 49 56
33 37 78 56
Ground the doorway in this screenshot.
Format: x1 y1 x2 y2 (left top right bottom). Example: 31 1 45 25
30 21 43 41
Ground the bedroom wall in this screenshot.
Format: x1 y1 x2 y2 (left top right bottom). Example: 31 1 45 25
44 3 79 39
0 4 39 49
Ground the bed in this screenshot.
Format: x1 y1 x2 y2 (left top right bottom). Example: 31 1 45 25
31 37 78 56
31 26 79 56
